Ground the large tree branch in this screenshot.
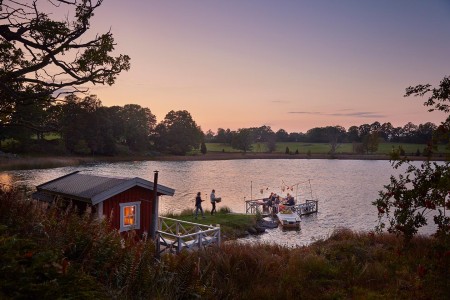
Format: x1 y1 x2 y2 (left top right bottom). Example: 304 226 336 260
0 0 129 116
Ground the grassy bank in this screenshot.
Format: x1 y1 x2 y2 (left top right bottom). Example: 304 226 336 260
163 207 258 240
1 188 449 299
0 155 154 171
1 149 447 172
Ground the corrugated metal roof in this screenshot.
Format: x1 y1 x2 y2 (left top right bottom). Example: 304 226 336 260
35 171 175 203
31 191 54 203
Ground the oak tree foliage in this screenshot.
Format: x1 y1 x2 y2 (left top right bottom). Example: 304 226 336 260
0 0 130 130
154 110 203 155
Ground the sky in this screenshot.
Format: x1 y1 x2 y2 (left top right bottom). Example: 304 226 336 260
54 0 450 133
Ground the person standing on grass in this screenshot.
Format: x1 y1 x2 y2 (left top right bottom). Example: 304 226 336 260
195 192 205 219
210 189 217 215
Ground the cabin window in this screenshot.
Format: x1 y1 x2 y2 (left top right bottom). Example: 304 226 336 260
119 201 141 232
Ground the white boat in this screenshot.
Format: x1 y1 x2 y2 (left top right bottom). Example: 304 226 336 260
276 210 301 228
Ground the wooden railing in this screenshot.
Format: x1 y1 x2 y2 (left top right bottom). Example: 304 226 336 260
296 199 318 215
156 217 221 255
245 198 266 214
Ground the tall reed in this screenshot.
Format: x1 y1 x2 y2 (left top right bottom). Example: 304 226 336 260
1 188 449 299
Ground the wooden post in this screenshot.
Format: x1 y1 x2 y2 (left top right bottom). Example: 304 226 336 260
150 171 159 240
217 224 221 245
156 232 160 256
198 231 202 249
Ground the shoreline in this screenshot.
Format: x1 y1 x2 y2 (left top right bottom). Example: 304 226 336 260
0 152 446 171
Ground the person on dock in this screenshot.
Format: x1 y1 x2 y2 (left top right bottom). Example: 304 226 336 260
286 193 295 206
210 189 217 215
195 192 205 219
273 194 280 214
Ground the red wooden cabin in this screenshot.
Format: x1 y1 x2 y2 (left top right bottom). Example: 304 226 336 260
32 171 175 237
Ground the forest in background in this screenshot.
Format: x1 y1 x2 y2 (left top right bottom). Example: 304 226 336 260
0 94 443 157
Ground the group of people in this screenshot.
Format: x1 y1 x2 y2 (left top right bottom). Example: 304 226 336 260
194 189 219 219
264 192 296 214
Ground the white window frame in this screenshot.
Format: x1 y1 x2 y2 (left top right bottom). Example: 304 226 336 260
119 201 141 232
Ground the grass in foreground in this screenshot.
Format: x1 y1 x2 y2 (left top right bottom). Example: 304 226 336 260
1 188 449 299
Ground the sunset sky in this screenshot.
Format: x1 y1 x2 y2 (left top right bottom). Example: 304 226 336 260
74 1 449 133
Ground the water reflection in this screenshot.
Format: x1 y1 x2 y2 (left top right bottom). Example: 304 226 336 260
0 173 14 190
0 159 436 246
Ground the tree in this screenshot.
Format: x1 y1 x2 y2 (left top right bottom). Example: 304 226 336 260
401 122 418 143
347 126 360 142
90 106 116 155
253 125 274 143
380 122 394 141
216 128 232 144
266 132 277 153
121 104 156 152
325 125 346 155
363 131 379 154
374 76 450 242
275 129 289 142
59 95 89 154
59 94 118 155
370 121 381 133
306 127 328 143
416 122 437 144
204 130 215 142
0 0 130 127
231 128 254 153
200 142 207 154
154 110 203 155
358 123 371 140
107 106 126 143
289 132 306 142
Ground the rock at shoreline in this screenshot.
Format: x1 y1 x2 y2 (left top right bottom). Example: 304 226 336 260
246 219 279 235
257 219 279 229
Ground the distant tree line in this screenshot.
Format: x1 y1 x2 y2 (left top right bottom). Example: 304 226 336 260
0 95 203 156
0 93 441 156
205 121 439 154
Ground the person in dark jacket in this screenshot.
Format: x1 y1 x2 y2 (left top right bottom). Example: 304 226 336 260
286 194 295 206
195 192 205 219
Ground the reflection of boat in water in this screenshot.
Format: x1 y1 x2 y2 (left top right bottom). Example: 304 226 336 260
276 210 301 228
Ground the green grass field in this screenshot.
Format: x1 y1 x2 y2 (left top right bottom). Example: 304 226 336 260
204 142 449 155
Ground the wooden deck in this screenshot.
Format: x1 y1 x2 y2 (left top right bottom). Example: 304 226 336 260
156 217 221 255
245 198 318 217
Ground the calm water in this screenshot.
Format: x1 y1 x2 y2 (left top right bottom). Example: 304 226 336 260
0 159 433 246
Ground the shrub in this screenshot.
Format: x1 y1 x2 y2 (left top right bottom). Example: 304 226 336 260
218 206 231 213
200 142 207 154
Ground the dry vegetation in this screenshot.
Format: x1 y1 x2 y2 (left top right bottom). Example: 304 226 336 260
1 188 449 299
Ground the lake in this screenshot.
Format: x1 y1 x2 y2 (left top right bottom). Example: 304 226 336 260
0 159 434 246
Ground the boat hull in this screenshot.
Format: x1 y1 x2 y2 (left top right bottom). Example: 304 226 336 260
276 212 301 228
